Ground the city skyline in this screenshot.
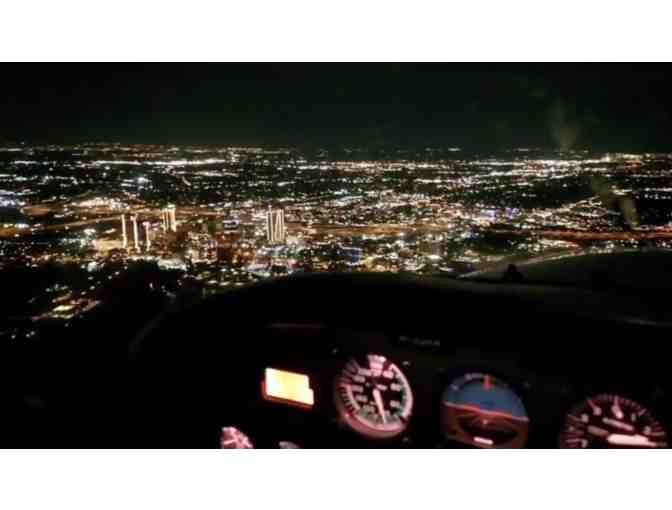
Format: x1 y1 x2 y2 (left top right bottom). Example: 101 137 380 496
1 142 671 338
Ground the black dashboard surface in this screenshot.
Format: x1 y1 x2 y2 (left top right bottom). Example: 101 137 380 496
127 273 672 448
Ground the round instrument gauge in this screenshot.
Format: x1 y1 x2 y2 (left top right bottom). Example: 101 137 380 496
559 394 668 449
220 427 254 449
334 354 413 439
441 373 529 448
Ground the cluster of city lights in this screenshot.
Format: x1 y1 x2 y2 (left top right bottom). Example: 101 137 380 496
0 144 671 328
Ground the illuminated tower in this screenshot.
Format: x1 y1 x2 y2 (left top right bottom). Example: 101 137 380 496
143 221 151 251
162 209 168 232
121 214 128 249
266 208 286 245
266 208 272 243
168 205 177 232
278 210 286 244
132 215 140 251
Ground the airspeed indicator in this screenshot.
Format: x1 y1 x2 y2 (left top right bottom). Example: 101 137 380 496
334 354 413 439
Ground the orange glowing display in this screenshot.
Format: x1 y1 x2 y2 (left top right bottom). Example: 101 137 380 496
262 368 314 408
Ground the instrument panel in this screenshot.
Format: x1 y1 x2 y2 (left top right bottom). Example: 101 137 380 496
216 324 670 449
334 354 413 439
559 395 668 448
441 373 529 448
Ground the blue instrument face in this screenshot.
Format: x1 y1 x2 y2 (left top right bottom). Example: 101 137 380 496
443 373 528 418
442 373 529 448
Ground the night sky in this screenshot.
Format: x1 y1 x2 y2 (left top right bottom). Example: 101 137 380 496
1 64 670 150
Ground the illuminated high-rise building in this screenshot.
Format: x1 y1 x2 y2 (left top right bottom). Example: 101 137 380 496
161 206 177 233
266 207 286 245
143 221 151 251
132 215 140 251
168 205 177 232
121 214 128 248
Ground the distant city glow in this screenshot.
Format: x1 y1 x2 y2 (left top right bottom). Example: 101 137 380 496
0 144 671 332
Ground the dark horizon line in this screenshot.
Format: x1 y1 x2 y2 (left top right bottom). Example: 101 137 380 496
0 138 670 154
